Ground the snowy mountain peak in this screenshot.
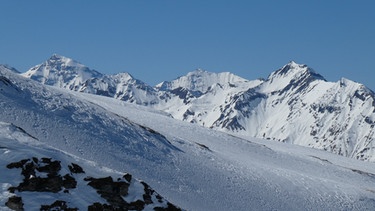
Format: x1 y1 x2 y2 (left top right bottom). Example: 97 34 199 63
269 61 318 79
187 68 208 75
47 54 84 68
263 61 326 93
111 72 135 82
21 54 103 88
156 69 248 92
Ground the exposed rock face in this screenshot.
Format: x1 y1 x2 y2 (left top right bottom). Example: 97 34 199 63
5 196 23 211
6 157 77 193
40 200 78 211
68 163 85 174
85 176 130 208
5 157 182 211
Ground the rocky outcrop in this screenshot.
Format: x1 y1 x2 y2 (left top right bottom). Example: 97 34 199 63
5 157 181 211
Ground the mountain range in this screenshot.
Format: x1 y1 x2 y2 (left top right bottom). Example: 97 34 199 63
20 54 375 162
2 62 375 210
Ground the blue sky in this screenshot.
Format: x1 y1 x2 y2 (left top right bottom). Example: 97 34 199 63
0 1 374 89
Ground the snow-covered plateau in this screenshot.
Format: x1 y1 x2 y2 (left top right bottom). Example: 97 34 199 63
1 57 375 210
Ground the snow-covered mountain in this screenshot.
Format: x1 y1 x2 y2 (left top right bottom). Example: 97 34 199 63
2 65 375 210
154 62 375 161
21 54 103 89
20 55 375 162
23 55 158 105
78 72 159 105
155 69 249 92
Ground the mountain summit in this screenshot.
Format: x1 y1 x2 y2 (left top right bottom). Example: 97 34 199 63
156 69 249 93
264 61 326 93
22 54 103 89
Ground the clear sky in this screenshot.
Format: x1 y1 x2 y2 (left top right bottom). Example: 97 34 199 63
0 1 374 89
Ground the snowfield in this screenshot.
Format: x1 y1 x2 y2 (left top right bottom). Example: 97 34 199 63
2 67 375 210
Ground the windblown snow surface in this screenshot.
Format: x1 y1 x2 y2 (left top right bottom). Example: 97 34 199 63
2 67 375 210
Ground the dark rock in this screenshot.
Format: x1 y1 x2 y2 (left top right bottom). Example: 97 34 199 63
88 202 118 211
32 157 38 163
18 175 63 193
68 163 85 174
63 174 77 189
154 202 182 211
40 200 78 211
123 173 132 183
86 176 130 208
8 187 17 193
22 162 36 179
128 200 145 210
5 196 24 211
84 176 94 181
7 158 76 193
6 159 30 169
37 160 61 176
155 194 163 203
141 181 154 204
41 157 52 163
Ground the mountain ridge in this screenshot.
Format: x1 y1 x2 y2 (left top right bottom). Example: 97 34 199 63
14 55 375 161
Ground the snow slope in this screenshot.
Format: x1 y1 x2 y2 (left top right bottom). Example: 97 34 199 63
75 90 375 211
3 66 375 210
0 122 179 210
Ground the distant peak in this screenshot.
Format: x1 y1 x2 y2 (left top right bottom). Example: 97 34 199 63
51 53 62 58
264 61 326 92
268 61 321 79
21 54 103 84
188 68 208 75
45 54 85 68
112 72 134 81
49 54 69 61
195 68 206 72
116 72 133 77
281 61 309 73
